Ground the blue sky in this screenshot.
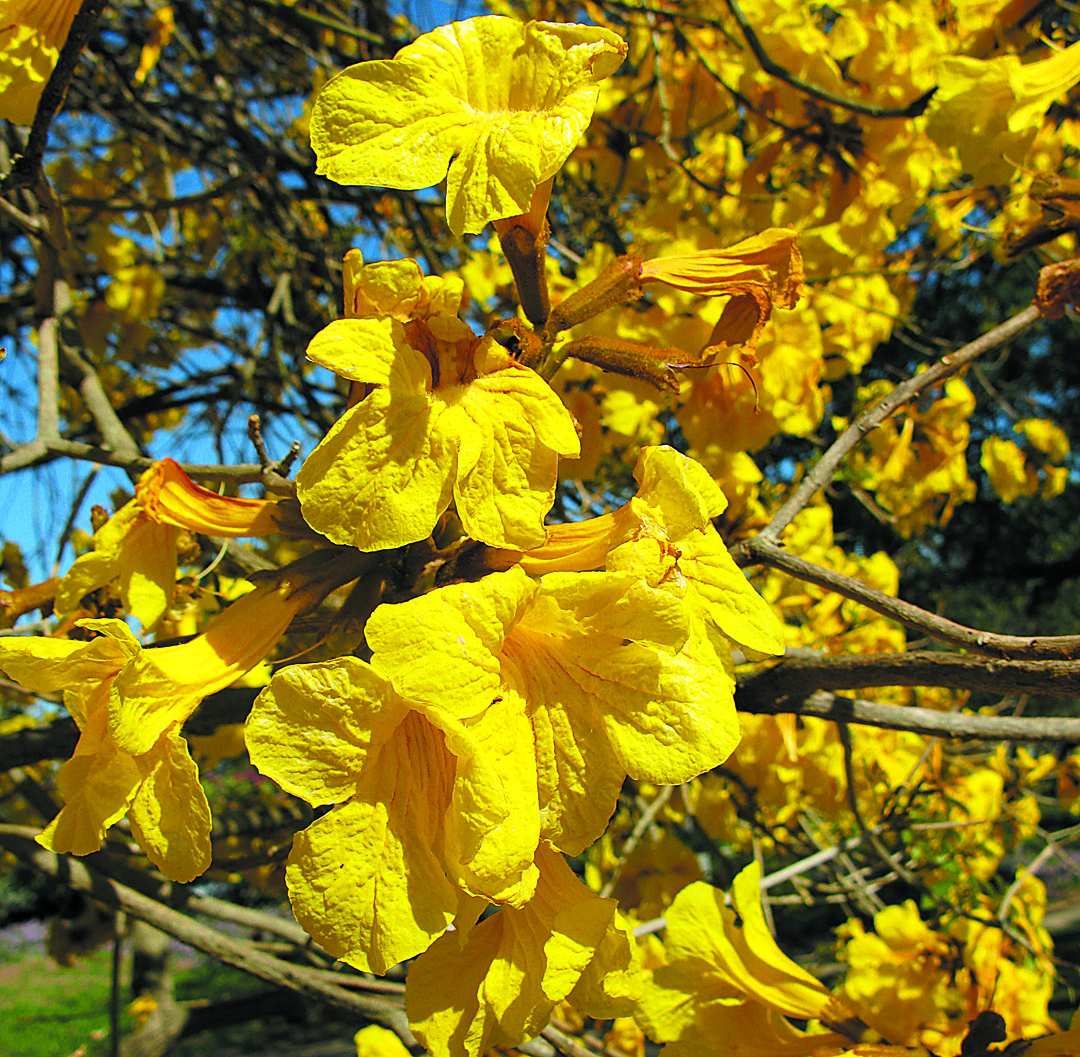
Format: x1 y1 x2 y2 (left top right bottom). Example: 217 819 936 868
0 1 493 585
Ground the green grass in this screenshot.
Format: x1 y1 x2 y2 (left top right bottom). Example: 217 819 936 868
0 947 123 1057
0 938 358 1056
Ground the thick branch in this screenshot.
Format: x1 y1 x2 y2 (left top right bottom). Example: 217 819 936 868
742 538 1080 661
0 826 409 1032
736 650 1080 708
0 686 258 772
739 689 1080 742
62 347 142 459
740 304 1042 549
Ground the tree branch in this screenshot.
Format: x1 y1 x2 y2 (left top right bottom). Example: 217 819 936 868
737 650 1080 709
0 825 411 1035
738 688 1080 741
741 537 1080 660
2 0 108 193
62 346 142 460
0 437 294 491
739 304 1042 550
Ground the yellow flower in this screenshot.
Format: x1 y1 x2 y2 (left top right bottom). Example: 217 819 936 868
0 0 81 124
637 863 855 1057
354 1026 411 1057
296 259 579 552
364 564 739 855
981 436 1038 504
246 656 540 972
1015 418 1070 464
407 843 638 1057
0 582 309 882
516 446 785 661
927 39 1080 185
638 229 803 356
310 16 626 235
55 459 298 630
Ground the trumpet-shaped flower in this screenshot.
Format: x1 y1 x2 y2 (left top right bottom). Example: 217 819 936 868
927 39 1080 185
246 656 541 973
364 564 740 855
296 269 579 552
0 582 310 882
637 863 856 1057
515 446 785 662
0 0 81 124
55 459 299 630
310 16 626 235
639 229 804 357
407 843 639 1057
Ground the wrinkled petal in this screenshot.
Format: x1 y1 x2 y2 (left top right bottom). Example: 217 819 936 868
304 316 430 388
311 17 626 234
285 712 459 974
567 911 641 1018
0 633 125 699
298 387 457 551
247 658 410 805
367 567 536 718
127 730 212 883
521 447 784 659
452 343 581 548
425 691 541 906
407 844 622 1057
38 736 141 857
678 531 786 658
354 1025 413 1057
504 574 739 853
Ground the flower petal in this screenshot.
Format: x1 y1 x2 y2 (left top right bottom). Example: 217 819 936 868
37 736 141 857
311 17 626 234
136 459 283 537
504 575 739 853
285 712 459 974
368 567 536 718
297 388 456 551
127 730 212 883
425 690 541 906
452 344 581 549
406 844 619 1057
246 658 410 805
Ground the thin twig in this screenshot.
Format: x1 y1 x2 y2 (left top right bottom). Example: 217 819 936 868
837 721 922 889
0 438 294 491
598 785 673 899
723 0 935 118
602 0 933 118
738 304 1042 551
